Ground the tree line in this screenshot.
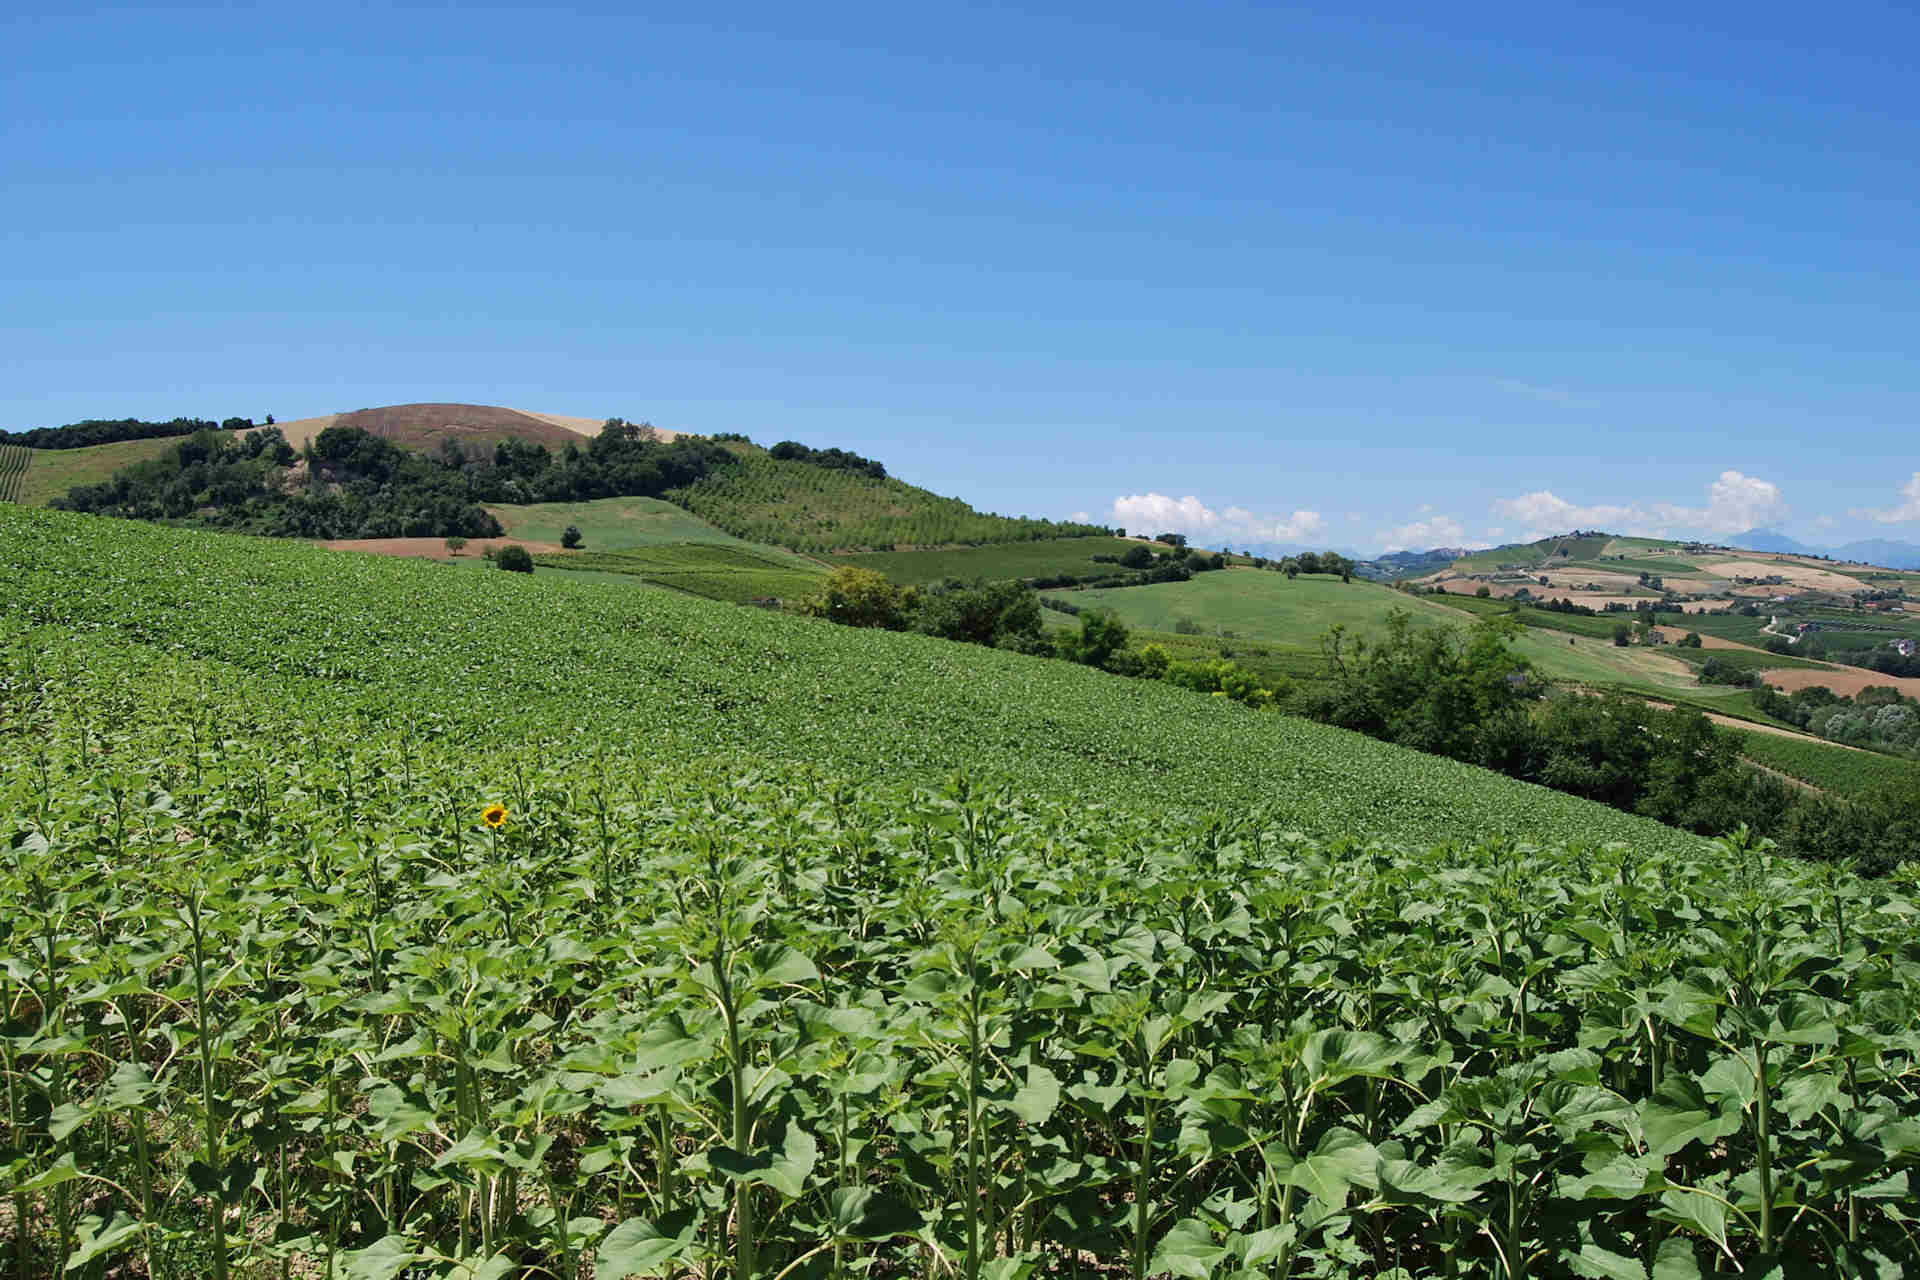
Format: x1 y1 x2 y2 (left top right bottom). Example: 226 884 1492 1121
0 415 261 450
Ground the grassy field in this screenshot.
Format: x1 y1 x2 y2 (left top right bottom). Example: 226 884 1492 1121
1044 569 1471 646
532 541 829 603
832 535 1147 585
6 505 1916 1278
484 495 821 558
15 435 189 505
667 442 1109 553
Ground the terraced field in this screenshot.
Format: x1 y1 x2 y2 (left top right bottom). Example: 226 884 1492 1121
6 506 1918 1279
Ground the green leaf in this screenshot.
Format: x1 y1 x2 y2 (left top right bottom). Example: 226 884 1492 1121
343 1234 416 1280
829 1186 924 1239
1642 1078 1739 1157
1651 1237 1702 1280
448 1255 518 1280
1300 1029 1402 1087
1002 1063 1060 1125
1375 1152 1494 1205
20 1152 81 1192
595 1212 700 1278
1149 1217 1228 1278
710 1122 817 1198
66 1212 148 1268
1286 1126 1378 1205
1568 1239 1647 1280
366 1083 435 1141
749 943 820 987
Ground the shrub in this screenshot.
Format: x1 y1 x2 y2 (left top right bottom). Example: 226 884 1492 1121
444 536 467 554
804 566 912 630
562 525 584 549
496 544 534 573
1476 586 1491 598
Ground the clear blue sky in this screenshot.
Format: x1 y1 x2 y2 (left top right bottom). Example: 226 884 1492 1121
6 2 1918 553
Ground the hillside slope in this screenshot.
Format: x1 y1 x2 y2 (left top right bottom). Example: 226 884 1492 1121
0 504 1696 853
667 441 1111 553
258 402 683 453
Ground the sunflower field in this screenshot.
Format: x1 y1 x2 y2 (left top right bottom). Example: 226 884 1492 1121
4 506 1919 1278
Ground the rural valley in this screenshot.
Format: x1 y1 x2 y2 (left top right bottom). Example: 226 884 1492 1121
3 404 1919 1278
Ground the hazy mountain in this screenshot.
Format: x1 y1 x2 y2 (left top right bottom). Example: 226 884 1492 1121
1829 538 1920 570
1728 528 1820 555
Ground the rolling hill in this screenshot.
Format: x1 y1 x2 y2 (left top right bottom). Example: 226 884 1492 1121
254 402 682 453
665 439 1112 552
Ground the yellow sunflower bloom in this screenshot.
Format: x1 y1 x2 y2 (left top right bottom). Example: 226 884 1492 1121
481 803 508 828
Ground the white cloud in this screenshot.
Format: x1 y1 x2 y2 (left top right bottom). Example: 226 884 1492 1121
1110 493 1324 545
1068 510 1090 522
1377 514 1467 553
1854 472 1920 524
1703 470 1788 532
1489 470 1787 538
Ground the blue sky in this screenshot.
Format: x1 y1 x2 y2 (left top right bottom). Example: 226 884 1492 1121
5 1 1918 554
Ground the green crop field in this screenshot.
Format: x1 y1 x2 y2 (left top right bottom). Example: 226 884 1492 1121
1044 569 1472 647
666 443 1107 552
831 535 1148 585
1435 594 1627 639
15 435 188 505
486 496 786 553
533 542 829 604
4 505 1918 1279
1733 729 1920 797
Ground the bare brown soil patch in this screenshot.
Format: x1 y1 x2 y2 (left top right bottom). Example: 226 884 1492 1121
327 404 588 452
248 414 338 450
1761 667 1920 700
1695 558 1865 592
318 537 568 560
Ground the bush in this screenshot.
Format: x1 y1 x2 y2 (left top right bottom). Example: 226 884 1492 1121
1476 586 1491 599
562 525 584 549
444 536 467 554
805 566 912 630
496 544 534 573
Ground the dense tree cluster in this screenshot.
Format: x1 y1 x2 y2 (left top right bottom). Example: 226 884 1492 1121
1754 682 1920 753
53 419 740 541
768 439 886 479
1307 608 1920 870
0 415 255 450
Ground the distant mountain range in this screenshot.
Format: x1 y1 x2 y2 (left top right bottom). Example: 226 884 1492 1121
1728 528 1920 569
